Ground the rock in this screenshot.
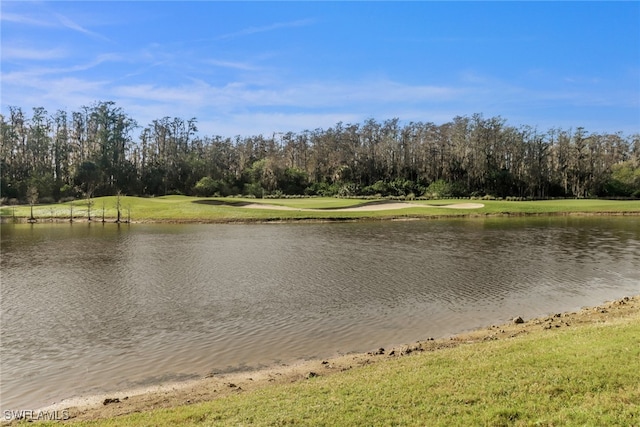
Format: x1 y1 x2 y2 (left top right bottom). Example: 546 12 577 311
513 316 524 324
367 347 385 356
103 398 120 405
306 372 318 379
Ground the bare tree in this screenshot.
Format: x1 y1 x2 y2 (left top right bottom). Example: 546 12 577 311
27 185 38 222
115 191 122 223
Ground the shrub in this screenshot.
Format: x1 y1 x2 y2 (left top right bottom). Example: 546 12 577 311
425 180 455 199
337 183 359 197
305 182 339 197
194 177 220 197
59 184 78 199
243 182 264 198
39 196 55 204
388 178 418 197
279 168 309 195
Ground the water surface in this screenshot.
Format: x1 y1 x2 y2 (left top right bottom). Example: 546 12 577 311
1 217 639 411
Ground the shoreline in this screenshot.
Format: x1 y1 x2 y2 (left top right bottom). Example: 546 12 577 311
2 198 640 225
22 295 639 423
3 209 640 225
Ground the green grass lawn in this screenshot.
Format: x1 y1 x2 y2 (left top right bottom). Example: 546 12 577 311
29 308 640 426
2 196 640 223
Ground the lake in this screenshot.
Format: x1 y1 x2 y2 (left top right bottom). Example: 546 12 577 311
1 217 639 411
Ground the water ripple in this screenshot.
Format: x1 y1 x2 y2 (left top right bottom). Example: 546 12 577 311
1 217 639 411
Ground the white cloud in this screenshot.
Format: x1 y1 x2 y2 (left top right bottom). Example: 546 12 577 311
204 59 259 71
2 46 68 61
0 12 55 27
216 19 314 40
196 112 364 137
109 78 465 115
2 54 122 81
114 83 209 105
2 53 636 137
1 7 110 41
54 13 110 41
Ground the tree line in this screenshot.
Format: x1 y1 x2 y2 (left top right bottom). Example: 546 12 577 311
2 101 639 203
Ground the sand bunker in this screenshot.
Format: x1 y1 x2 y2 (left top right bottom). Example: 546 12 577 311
239 202 484 212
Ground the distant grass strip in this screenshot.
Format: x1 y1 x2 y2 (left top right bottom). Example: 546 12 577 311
2 196 640 223
31 309 640 426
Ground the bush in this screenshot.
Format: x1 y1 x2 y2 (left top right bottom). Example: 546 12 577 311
361 180 389 196
305 182 339 197
389 178 417 197
59 184 77 199
602 161 640 197
194 177 220 197
279 168 309 195
337 183 359 197
424 179 464 199
243 182 264 198
39 196 55 204
601 179 633 197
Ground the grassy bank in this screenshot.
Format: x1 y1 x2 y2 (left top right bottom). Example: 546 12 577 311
21 297 639 426
2 196 640 223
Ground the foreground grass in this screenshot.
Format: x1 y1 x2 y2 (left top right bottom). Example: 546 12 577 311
2 196 639 222
30 308 640 426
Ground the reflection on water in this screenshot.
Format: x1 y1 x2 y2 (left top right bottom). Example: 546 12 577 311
1 217 639 411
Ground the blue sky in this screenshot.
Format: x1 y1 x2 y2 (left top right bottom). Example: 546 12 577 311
2 1 639 137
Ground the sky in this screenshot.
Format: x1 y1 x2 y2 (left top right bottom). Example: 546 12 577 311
1 1 639 138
